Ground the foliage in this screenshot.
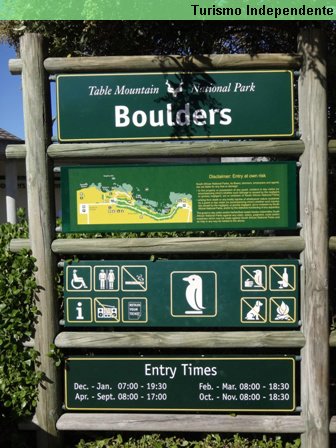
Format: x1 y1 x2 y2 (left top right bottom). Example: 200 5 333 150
48 342 63 367
2 21 336 59
0 209 41 423
74 433 301 448
0 20 306 57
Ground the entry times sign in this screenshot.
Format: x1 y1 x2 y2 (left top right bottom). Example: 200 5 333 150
64 259 299 328
65 356 296 411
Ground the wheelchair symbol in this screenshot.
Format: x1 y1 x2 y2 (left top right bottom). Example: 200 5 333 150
70 269 88 290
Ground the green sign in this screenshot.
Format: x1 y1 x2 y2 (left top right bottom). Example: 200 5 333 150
61 162 297 233
64 355 296 411
56 71 294 142
64 259 299 328
1 0 335 20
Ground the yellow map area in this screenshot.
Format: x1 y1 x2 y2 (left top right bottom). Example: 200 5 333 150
77 186 193 225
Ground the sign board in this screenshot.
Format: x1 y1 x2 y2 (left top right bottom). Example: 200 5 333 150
64 355 296 412
61 162 297 233
56 71 294 142
64 259 299 328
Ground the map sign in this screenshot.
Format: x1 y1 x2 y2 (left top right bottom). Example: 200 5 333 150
64 259 300 328
61 162 297 232
64 355 296 412
56 71 294 141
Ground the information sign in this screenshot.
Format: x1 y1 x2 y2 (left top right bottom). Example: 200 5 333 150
56 71 294 142
61 162 297 233
64 259 299 328
64 355 296 412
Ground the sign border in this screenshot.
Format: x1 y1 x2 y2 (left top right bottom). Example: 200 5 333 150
56 70 295 142
61 161 298 233
64 355 296 412
170 270 218 318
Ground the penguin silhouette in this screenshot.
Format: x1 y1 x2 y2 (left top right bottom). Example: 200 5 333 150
183 274 205 313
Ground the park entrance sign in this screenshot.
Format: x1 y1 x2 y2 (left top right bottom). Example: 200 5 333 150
61 162 297 233
64 259 299 328
64 355 296 412
56 70 294 142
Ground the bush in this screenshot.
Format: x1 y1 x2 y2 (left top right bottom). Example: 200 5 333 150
74 433 301 448
0 210 41 423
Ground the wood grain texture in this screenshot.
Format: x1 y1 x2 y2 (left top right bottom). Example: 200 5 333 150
298 29 329 448
6 140 305 159
54 331 305 349
8 57 22 74
56 413 305 433
9 53 302 74
51 237 305 254
5 144 26 159
9 238 31 252
10 236 305 253
21 33 62 447
47 140 304 158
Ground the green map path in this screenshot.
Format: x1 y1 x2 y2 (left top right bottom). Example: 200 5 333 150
113 198 192 220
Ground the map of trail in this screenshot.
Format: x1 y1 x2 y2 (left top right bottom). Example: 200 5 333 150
76 182 193 226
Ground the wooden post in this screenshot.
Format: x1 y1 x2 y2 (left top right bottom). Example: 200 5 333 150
21 33 62 447
298 28 329 447
5 159 17 223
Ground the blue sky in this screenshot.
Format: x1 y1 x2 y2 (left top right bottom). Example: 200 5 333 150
0 41 57 140
0 42 24 139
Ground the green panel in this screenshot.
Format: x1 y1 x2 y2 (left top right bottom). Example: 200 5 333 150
56 71 294 142
64 355 296 411
64 259 300 328
61 162 297 232
1 0 335 20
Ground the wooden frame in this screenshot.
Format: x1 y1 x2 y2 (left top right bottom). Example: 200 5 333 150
9 30 333 447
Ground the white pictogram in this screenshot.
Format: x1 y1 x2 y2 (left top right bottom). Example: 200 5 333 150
122 266 147 291
245 300 263 320
96 299 118 320
241 265 266 291
71 269 88 290
76 302 84 320
275 301 290 320
269 265 295 291
98 269 107 289
270 297 295 323
97 305 118 319
183 274 205 315
277 268 289 289
94 266 119 292
108 269 115 289
243 269 263 288
127 302 142 320
252 269 263 287
166 80 184 97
